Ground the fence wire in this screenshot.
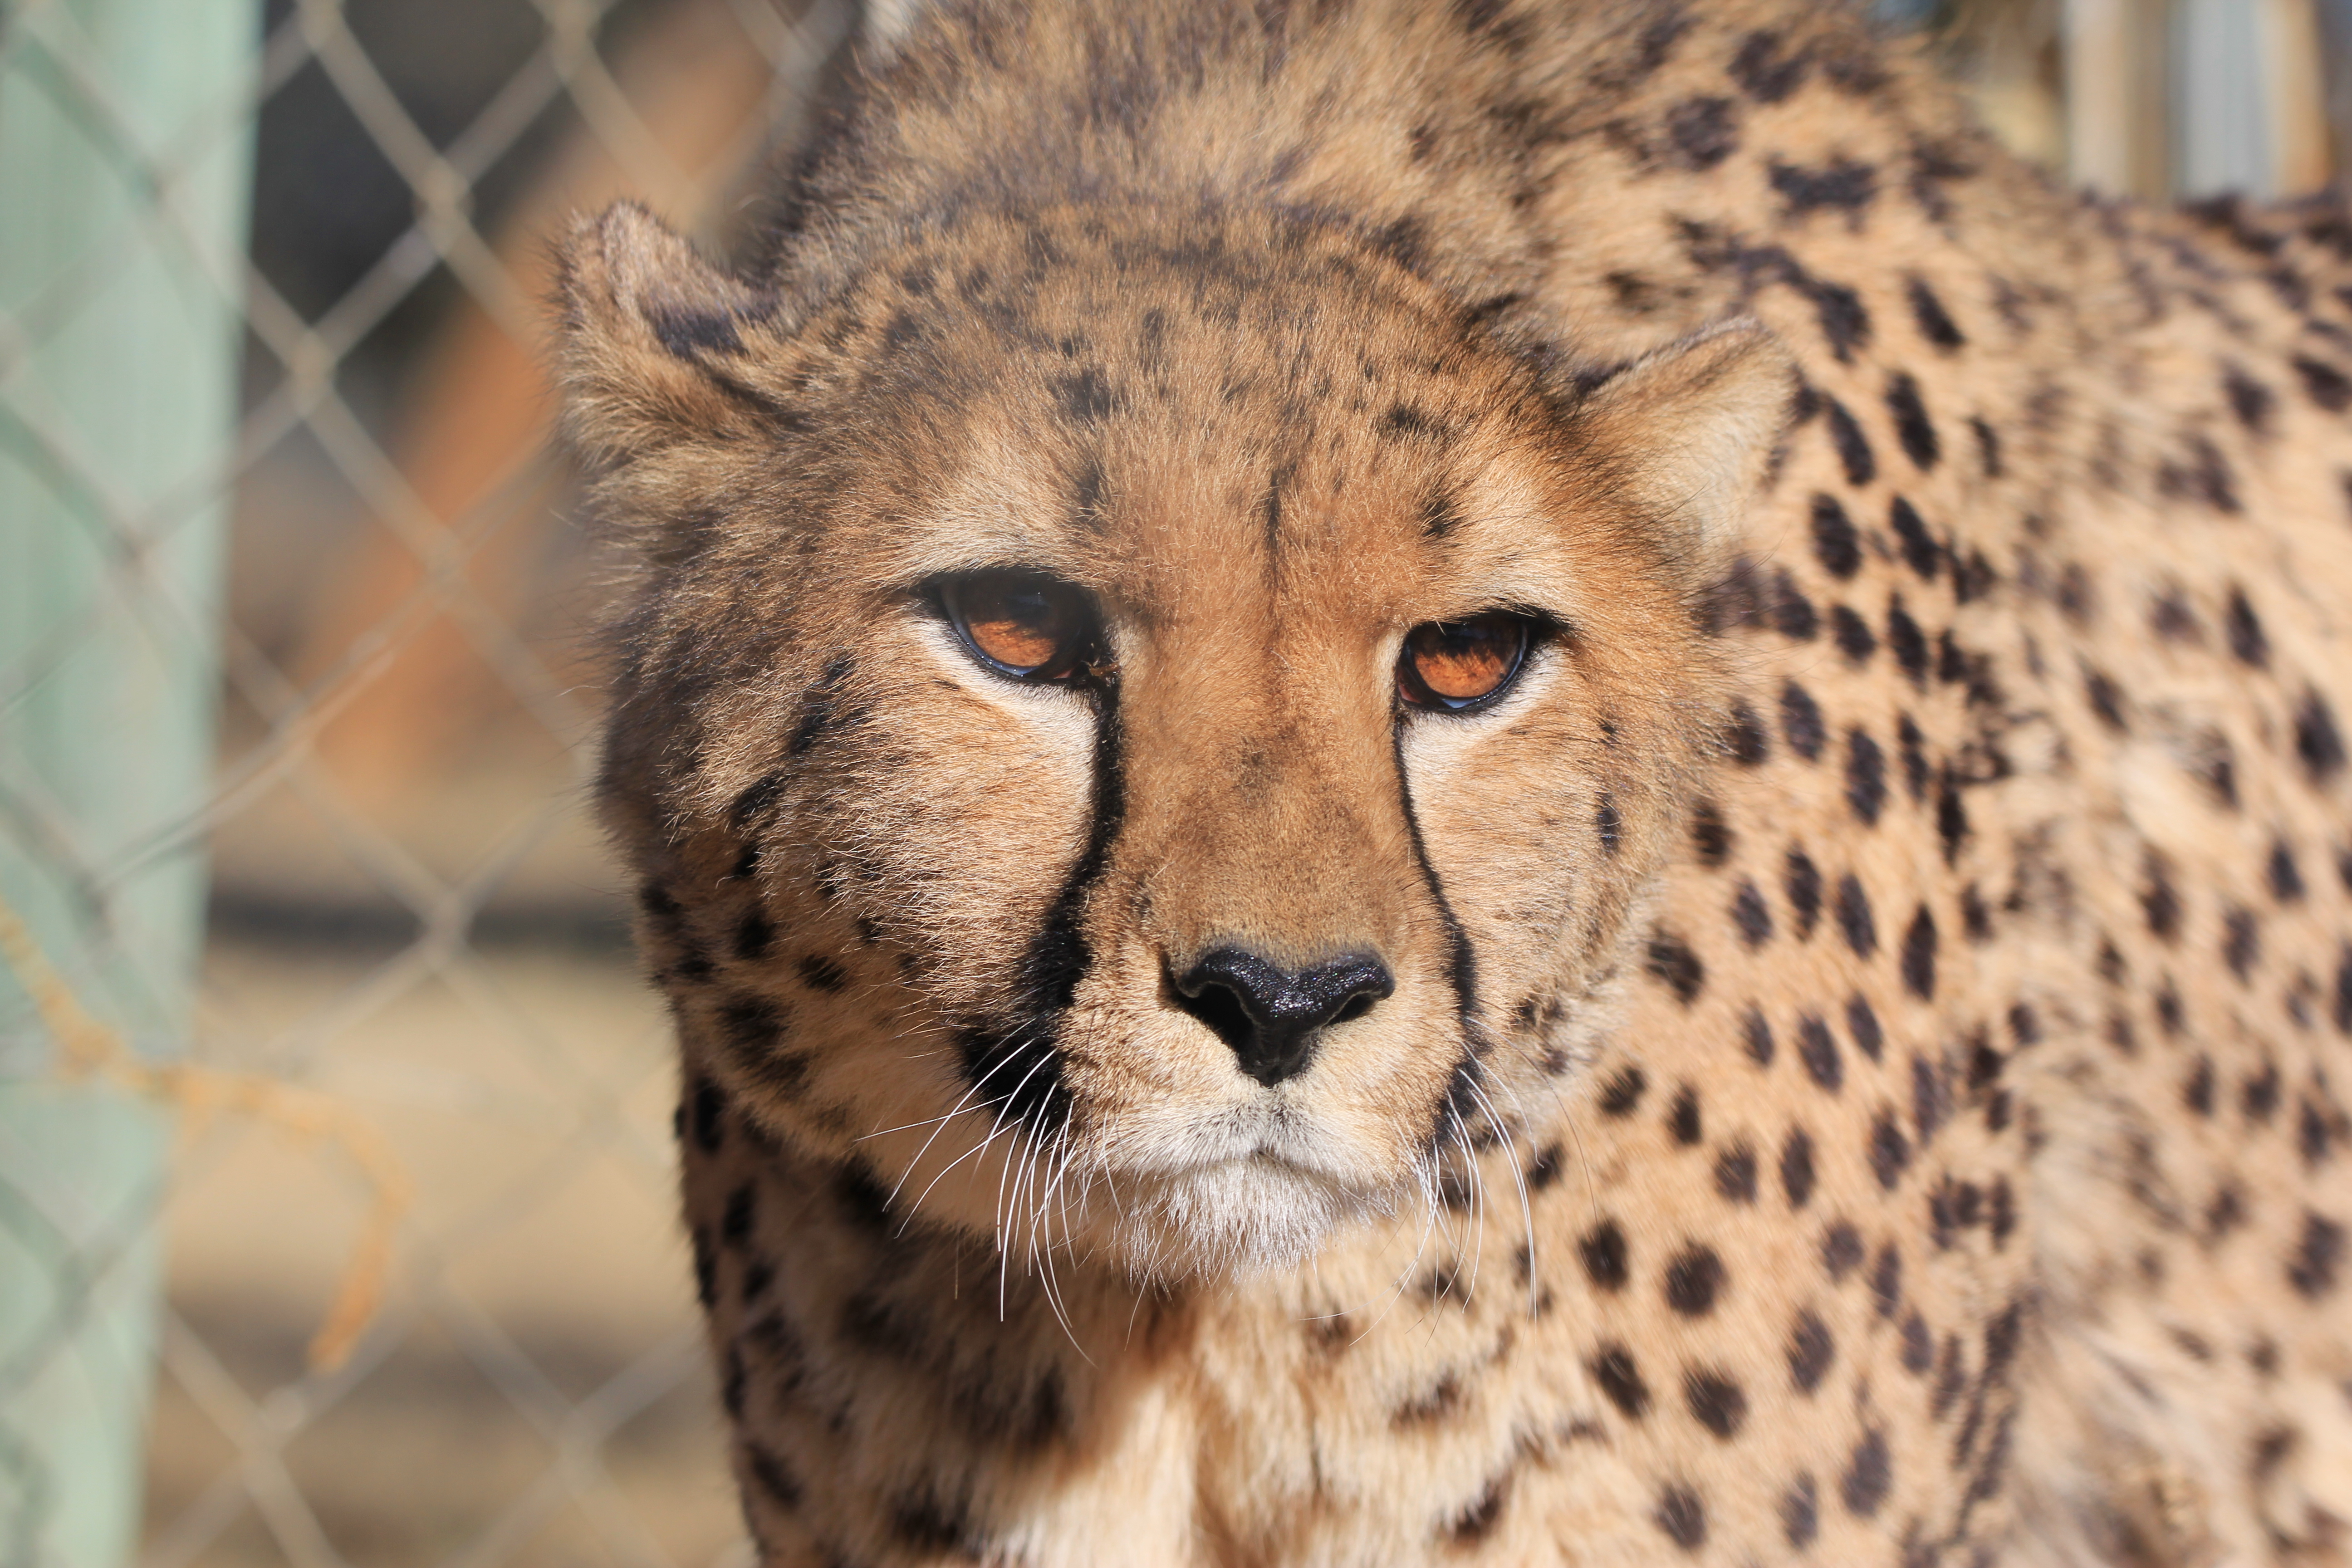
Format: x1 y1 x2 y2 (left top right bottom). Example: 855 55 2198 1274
0 1 2346 1567
0 0 844 1563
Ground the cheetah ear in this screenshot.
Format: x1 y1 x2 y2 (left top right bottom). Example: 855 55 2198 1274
1568 318 1794 566
554 201 789 470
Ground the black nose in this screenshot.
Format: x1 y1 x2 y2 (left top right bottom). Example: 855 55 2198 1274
1173 948 1395 1087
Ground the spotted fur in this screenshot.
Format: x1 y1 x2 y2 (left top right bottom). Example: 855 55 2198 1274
561 0 2352 1562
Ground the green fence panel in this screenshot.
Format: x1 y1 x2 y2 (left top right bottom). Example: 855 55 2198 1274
0 0 256 1563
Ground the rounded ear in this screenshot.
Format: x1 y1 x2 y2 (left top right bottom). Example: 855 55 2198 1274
554 201 787 469
1568 318 1796 566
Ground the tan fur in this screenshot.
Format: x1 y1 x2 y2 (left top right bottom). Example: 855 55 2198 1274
558 2 2352 1562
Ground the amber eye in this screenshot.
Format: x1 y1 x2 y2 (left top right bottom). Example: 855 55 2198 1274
936 570 1103 681
1397 613 1533 711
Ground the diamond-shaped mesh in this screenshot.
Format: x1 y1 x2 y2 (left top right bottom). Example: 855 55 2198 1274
0 0 2338 1565
0 0 844 1562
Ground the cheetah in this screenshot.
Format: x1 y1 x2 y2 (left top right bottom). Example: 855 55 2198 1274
555 0 2352 1561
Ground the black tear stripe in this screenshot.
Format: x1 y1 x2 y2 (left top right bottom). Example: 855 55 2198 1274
1391 727 1486 1146
957 690 1125 1140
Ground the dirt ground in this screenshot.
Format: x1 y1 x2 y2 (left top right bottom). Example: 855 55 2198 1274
140 926 744 1568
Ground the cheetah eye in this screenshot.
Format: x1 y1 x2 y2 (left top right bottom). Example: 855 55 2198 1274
1396 612 1533 712
936 569 1107 682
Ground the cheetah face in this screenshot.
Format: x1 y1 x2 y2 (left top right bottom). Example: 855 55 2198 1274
563 203 1787 1279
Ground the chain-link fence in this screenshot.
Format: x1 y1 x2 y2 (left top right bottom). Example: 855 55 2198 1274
1 2 2349 1567
1 1 846 1563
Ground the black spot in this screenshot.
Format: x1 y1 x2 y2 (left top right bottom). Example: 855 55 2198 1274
2225 365 2275 433
1842 1429 1891 1517
1836 874 1877 959
1655 1485 1708 1551
2143 853 2182 942
721 1343 746 1417
1592 1343 1651 1416
1732 880 1773 946
2225 588 2269 666
1846 729 1886 825
1666 95 1739 169
1781 1127 1817 1206
1831 604 1877 664
1444 1472 1511 1546
2185 1056 2217 1117
691 1226 717 1308
1732 29 1808 102
2295 689 2346 782
1888 602 1929 689
1684 1368 1748 1437
1379 402 1442 438
2303 1095 2342 1164
1901 905 1937 999
2289 1212 2344 1298
1419 489 1459 539
1823 1221 1865 1279
1745 1007 1777 1066
1668 1085 1703 1145
1901 1311 1935 1374
1526 1142 1564 1191
833 1162 894 1235
1690 801 1732 866
2223 906 2260 980
691 1078 727 1153
2269 840 2306 902
1782 681 1827 761
1726 701 1770 764
2151 591 2202 643
1885 503 1939 586
1772 570 1819 640
733 910 775 962
1970 416 2002 478
649 305 744 360
797 954 848 993
1771 157 1878 218
1646 931 1705 1004
1798 1014 1843 1093
1596 795 1622 854
889 1490 978 1554
1054 366 1116 423
1907 276 1965 348
1913 1054 1950 1145
2158 434 2243 513
2295 354 2352 411
1782 1475 1820 1548
1810 493 1863 579
1715 1142 1759 1202
1870 1244 1902 1318
1886 372 1940 469
1846 994 1884 1063
1665 1245 1725 1315
1825 397 1876 485
2243 1063 2281 1123
745 1442 801 1508
722 1183 756 1246
1785 847 1823 936
1597 1065 1647 1117
717 996 804 1093
1581 1220 1630 1290
1789 1308 1835 1392
2083 665 2127 731
1869 1111 1913 1190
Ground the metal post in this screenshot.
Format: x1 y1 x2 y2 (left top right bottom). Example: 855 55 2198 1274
0 1 255 1563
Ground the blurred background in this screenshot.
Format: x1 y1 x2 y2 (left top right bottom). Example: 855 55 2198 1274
2 1 2351 1566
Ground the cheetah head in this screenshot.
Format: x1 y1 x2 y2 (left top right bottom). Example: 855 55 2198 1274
559 201 1788 1279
